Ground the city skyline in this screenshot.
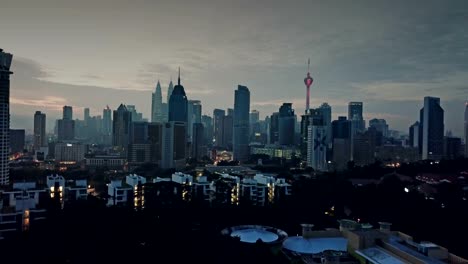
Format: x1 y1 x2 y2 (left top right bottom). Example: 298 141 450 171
1 0 468 136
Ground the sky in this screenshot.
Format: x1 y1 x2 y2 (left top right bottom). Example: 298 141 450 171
1 0 467 136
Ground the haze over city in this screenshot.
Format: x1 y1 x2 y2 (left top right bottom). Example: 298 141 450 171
1 0 467 135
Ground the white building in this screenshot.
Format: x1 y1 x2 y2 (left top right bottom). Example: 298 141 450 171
307 125 328 171
55 142 87 162
66 179 88 200
171 172 193 185
107 179 132 206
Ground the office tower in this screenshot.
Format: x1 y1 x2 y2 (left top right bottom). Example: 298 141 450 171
0 49 12 185
223 111 233 150
419 97 444 160
233 85 250 162
63 105 73 120
278 103 295 146
443 136 462 160
269 112 279 145
318 103 332 148
167 80 174 105
34 111 47 150
103 106 112 134
84 108 90 125
213 109 225 147
130 122 149 144
250 110 260 124
161 121 187 169
465 102 468 157
169 69 188 123
54 142 87 162
113 104 132 150
409 121 419 148
348 102 365 134
369 118 389 139
307 125 327 171
188 100 202 141
191 123 205 160
201 115 213 147
331 116 352 170
304 58 314 113
353 128 378 166
9 129 25 153
300 108 324 157
148 122 163 163
127 105 144 122
57 106 75 141
152 80 164 123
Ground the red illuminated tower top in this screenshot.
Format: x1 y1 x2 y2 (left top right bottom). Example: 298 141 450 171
304 58 314 113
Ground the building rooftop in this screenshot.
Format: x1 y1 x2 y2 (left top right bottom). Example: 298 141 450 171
356 247 405 264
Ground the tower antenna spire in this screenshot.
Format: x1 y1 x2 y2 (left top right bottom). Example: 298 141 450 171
178 67 180 85
308 58 310 73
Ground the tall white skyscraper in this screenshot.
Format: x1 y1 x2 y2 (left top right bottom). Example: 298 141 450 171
0 48 13 185
151 81 164 123
318 102 332 148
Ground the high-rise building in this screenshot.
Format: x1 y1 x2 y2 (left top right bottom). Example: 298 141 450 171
409 121 419 148
369 118 389 138
148 122 163 163
317 103 332 148
331 116 352 170
465 102 468 157
443 136 462 160
9 129 25 153
34 111 47 150
353 128 378 166
300 108 324 158
269 112 279 145
54 142 87 162
84 107 90 125
307 125 327 171
348 102 365 134
168 69 188 123
223 111 234 150
278 103 295 146
419 97 444 160
213 109 225 147
152 81 164 123
233 85 250 162
0 49 12 185
130 122 149 144
201 115 213 147
250 110 260 124
127 105 144 122
161 121 187 169
57 106 75 141
167 80 174 105
113 104 132 151
188 100 202 142
191 123 205 160
63 105 73 120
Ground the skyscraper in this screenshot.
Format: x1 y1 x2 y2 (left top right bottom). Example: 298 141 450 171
9 129 25 153
0 48 12 185
167 80 174 105
223 110 233 150
419 96 444 160
307 125 327 171
331 116 352 170
188 100 202 142
213 109 226 147
250 110 260 124
465 102 468 157
168 69 188 123
191 123 205 160
318 103 332 148
34 111 47 150
269 112 279 145
161 121 187 169
113 104 132 151
58 106 75 141
278 103 295 146
369 118 389 138
152 80 164 123
201 115 213 147
300 108 324 158
84 107 90 125
409 121 419 148
103 106 112 136
148 122 163 163
233 85 250 162
348 102 365 134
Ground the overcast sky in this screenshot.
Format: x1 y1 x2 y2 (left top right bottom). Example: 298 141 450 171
1 0 467 136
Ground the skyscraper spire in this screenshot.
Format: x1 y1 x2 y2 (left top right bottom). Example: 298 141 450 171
178 67 181 85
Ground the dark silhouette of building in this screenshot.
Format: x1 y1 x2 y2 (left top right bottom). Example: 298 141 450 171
278 103 295 146
443 136 462 160
0 49 12 185
213 109 226 148
34 111 47 150
148 122 163 163
113 104 132 151
191 123 205 160
168 69 188 123
348 102 365 134
233 85 250 162
57 105 75 141
202 115 213 147
9 129 25 153
419 96 444 160
223 111 233 150
331 116 352 170
409 121 419 148
269 112 279 145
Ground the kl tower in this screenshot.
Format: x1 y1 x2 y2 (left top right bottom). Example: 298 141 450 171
304 58 314 114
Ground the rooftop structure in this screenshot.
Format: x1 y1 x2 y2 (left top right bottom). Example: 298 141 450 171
221 225 288 244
